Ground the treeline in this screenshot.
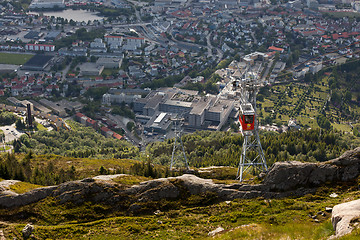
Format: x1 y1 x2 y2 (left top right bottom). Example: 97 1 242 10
0 151 180 186
54 28 106 50
141 74 185 89
0 152 78 185
15 121 139 159
112 104 135 120
147 129 357 168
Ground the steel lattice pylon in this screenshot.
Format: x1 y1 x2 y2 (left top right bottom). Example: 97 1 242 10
237 131 267 181
232 70 268 181
170 117 189 170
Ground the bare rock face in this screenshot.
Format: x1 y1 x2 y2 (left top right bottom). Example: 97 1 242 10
263 147 360 191
0 186 57 208
331 199 360 237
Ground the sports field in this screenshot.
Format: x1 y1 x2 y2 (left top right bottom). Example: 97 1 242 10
0 52 34 65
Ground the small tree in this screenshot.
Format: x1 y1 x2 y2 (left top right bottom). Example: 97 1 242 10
99 166 108 175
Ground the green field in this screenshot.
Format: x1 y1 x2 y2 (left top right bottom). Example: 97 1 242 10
0 52 34 65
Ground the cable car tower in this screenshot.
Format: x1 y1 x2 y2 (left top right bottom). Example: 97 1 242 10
170 116 189 170
232 71 267 181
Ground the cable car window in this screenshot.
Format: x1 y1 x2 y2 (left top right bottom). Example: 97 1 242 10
244 115 254 124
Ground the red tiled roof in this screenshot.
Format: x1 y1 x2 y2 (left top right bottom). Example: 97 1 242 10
112 132 123 140
75 112 85 118
105 35 123 38
268 46 284 52
101 126 110 132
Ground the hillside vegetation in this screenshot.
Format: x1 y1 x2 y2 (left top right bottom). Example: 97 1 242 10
16 121 139 159
257 59 360 131
0 114 359 239
147 129 359 168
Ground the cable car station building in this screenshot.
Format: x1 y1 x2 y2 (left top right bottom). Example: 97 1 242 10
134 87 235 132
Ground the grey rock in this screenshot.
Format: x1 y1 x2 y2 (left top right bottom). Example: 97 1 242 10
81 178 95 183
330 193 338 198
208 227 224 236
331 198 360 237
22 224 34 240
263 147 360 191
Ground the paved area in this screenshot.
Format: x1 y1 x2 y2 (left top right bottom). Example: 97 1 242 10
0 124 23 143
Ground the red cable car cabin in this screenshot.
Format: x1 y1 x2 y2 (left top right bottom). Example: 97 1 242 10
239 103 255 131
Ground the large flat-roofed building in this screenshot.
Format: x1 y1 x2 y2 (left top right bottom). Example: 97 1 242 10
29 0 65 9
189 97 213 127
79 62 104 76
96 57 123 69
144 112 172 134
102 88 150 105
39 99 83 117
206 98 234 130
133 87 235 131
21 54 53 71
159 99 192 115
44 31 61 41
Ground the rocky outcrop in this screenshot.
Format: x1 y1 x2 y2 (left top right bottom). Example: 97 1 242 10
0 186 57 208
263 147 360 191
0 147 359 209
331 199 360 238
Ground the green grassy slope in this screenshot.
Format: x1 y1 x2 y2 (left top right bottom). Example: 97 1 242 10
1 181 360 239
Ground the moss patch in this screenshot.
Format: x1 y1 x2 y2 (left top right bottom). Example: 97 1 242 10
9 182 43 194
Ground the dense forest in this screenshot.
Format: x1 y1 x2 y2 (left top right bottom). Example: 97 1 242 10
14 121 139 159
146 129 359 168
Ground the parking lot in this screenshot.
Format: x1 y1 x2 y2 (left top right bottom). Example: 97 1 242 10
0 124 23 143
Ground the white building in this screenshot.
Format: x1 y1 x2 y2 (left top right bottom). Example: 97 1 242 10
29 0 65 9
105 35 124 44
25 44 55 52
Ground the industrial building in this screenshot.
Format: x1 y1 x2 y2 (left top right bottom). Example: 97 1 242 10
144 112 172 134
39 99 83 117
133 87 235 131
102 88 150 105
